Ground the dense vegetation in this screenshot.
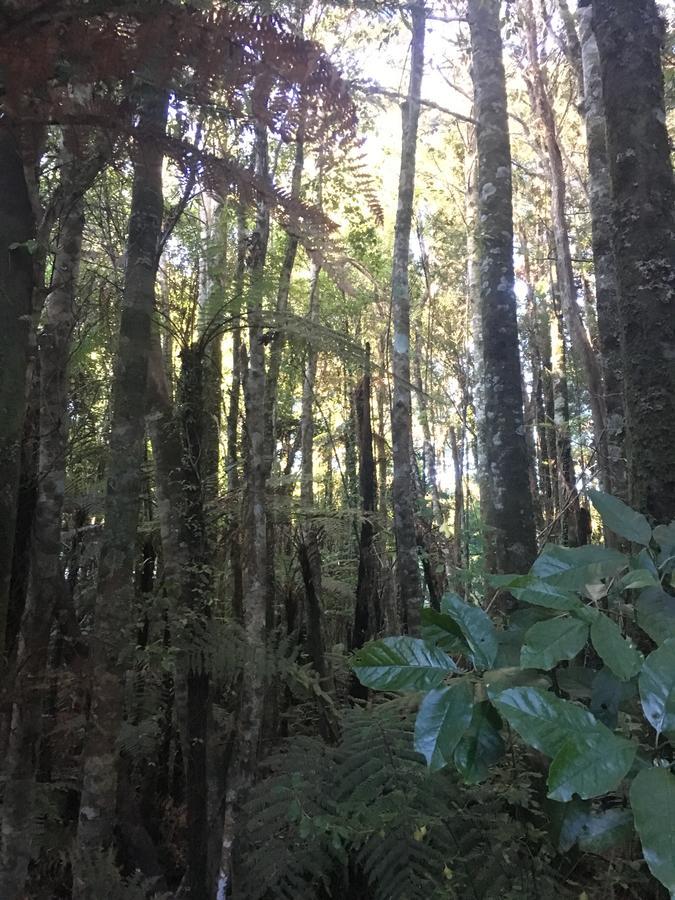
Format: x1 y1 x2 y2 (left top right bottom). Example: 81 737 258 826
0 0 674 898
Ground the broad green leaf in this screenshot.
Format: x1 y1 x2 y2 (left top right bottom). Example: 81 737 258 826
453 701 505 783
490 686 596 757
546 798 590 852
638 547 659 578
619 568 660 591
547 729 636 801
414 680 474 771
577 808 634 853
639 638 675 737
631 767 675 894
520 616 588 670
557 666 595 699
531 544 627 592
591 668 634 729
636 587 675 645
421 608 469 654
484 666 551 695
588 489 652 546
590 613 643 681
654 522 675 554
440 593 498 670
490 575 581 610
352 637 458 692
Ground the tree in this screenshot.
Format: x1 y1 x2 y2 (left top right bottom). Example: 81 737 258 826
589 0 675 523
390 0 425 634
468 0 537 577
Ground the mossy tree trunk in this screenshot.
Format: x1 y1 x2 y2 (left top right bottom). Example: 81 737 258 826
590 0 675 522
468 0 537 578
73 85 168 893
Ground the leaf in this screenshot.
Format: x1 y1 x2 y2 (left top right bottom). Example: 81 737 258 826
636 587 675 645
546 798 591 852
639 638 675 737
490 575 581 611
484 666 551 695
547 729 636 801
619 568 660 591
588 489 652 546
631 767 675 894
590 613 643 681
414 680 474 771
352 637 458 692
490 686 596 757
453 701 505 783
577 808 634 853
520 616 588 670
654 522 675 555
531 544 627 592
591 668 634 729
420 608 469 655
439 593 498 670
557 666 595 699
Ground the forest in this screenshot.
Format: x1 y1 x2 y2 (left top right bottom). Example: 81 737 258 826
0 0 674 897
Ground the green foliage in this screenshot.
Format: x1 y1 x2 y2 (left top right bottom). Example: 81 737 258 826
237 699 573 900
353 493 675 896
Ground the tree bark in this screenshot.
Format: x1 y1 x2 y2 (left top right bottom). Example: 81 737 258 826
577 5 625 499
468 0 537 578
390 0 425 634
0 134 85 897
73 86 168 890
590 0 675 522
217 115 271 896
520 0 611 495
0 128 36 661
352 346 379 651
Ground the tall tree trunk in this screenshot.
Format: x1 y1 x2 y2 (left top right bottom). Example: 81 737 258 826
448 426 464 570
226 206 247 624
468 0 537 578
352 346 378 651
390 0 425 634
590 0 675 522
0 135 85 896
413 329 443 527
264 135 304 475
520 0 611 494
550 302 581 547
576 5 626 500
217 115 271 896
197 193 223 505
0 129 36 661
73 86 168 891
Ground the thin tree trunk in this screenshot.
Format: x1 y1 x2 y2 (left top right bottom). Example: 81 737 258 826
551 302 581 547
0 136 85 896
0 129 36 661
413 329 443 527
73 86 168 890
226 206 247 624
217 115 270 897
391 0 425 634
352 346 378 651
590 0 675 522
468 0 537 579
448 426 464 570
197 193 223 505
571 5 625 492
520 0 611 494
